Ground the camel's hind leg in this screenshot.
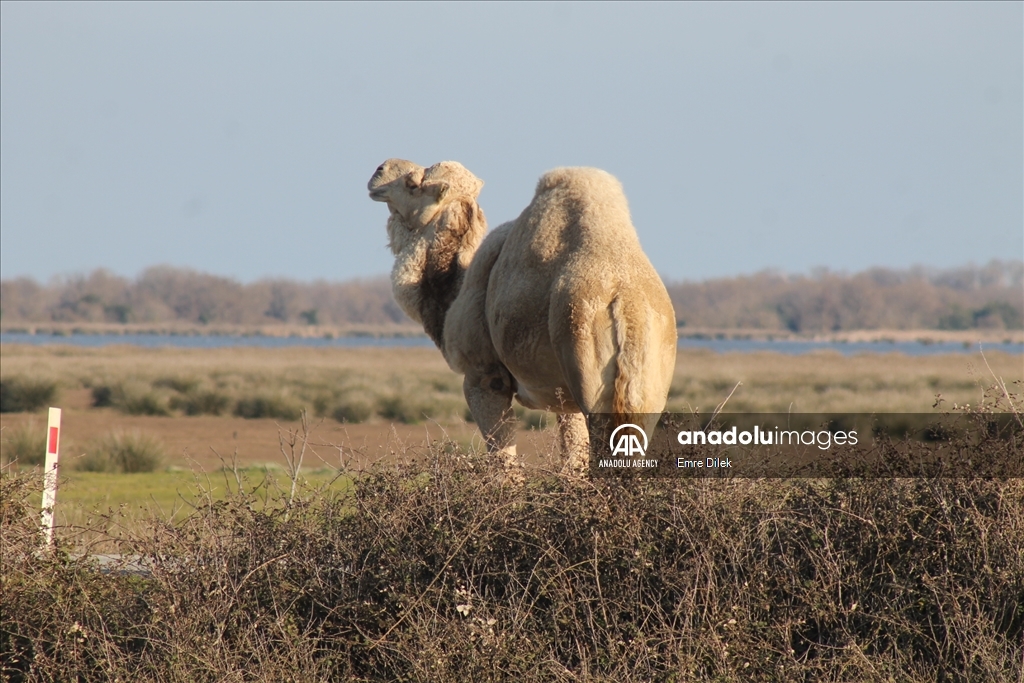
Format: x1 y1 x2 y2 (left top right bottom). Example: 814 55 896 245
557 412 590 475
463 366 520 478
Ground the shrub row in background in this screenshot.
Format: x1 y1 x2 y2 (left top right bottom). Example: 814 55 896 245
2 374 550 428
89 381 302 420
2 427 1021 682
84 379 497 426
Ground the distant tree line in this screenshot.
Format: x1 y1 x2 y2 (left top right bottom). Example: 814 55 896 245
0 266 406 327
668 261 1023 332
1 261 1021 331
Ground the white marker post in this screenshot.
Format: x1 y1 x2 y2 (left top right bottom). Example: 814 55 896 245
40 407 62 548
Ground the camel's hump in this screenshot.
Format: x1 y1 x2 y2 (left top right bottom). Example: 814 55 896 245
534 167 625 200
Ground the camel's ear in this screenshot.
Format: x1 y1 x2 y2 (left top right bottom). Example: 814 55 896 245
424 181 450 202
403 168 425 190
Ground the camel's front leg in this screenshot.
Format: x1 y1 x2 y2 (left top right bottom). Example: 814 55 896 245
557 412 590 475
463 366 520 477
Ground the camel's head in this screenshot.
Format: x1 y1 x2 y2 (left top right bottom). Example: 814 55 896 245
371 161 484 231
368 158 423 199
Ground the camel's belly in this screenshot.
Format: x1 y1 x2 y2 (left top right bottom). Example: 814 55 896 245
488 293 577 412
499 335 576 412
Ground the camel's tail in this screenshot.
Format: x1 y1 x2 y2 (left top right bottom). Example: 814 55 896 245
609 294 650 431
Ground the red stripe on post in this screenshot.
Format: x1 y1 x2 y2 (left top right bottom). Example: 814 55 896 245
48 427 59 455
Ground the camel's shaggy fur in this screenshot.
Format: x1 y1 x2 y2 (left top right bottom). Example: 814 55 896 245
370 162 676 473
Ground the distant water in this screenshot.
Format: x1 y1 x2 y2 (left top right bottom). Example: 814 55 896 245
2 332 1021 356
677 337 1023 356
0 332 434 349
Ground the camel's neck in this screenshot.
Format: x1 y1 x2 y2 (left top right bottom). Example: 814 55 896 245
418 244 474 351
390 200 485 353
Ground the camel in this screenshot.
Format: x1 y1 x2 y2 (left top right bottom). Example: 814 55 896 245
369 160 677 474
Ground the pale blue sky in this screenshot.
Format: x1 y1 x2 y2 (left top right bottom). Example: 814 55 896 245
1 2 1021 283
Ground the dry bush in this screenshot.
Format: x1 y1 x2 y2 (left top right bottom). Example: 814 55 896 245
168 389 231 416
376 393 464 425
233 395 303 421
0 422 48 467
75 431 166 473
0 378 58 413
331 400 374 424
152 376 201 394
2 412 1021 682
89 381 170 416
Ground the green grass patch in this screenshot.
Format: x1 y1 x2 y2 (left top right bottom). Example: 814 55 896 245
52 467 353 523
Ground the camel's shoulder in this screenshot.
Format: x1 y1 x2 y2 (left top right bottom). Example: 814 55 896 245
464 222 514 289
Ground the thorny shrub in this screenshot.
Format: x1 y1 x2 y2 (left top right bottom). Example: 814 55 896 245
1 407 1022 682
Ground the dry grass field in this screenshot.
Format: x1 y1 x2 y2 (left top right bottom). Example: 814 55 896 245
668 347 1022 413
2 343 1021 470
